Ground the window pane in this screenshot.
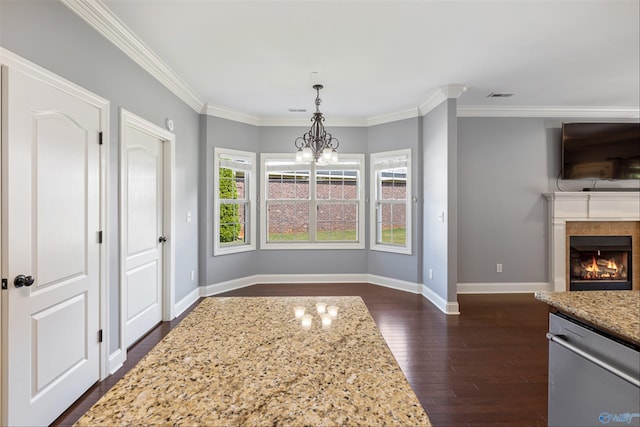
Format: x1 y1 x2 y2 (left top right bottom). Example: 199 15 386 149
235 170 246 199
219 202 247 245
219 167 236 199
268 171 310 200
317 203 358 241
379 167 407 201
219 167 248 247
317 170 358 200
377 202 406 246
219 168 248 200
267 202 309 241
380 226 406 245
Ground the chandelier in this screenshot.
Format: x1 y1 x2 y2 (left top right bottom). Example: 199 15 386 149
294 84 339 164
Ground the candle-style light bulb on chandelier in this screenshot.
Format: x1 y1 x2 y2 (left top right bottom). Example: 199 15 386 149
294 84 339 164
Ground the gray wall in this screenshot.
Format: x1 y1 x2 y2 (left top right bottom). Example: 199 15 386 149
367 118 422 283
201 116 260 284
422 100 458 303
457 118 550 284
1 0 200 354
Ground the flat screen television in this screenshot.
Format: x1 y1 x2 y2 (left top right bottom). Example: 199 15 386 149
561 122 640 180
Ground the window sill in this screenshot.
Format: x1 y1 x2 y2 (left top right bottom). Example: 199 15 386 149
213 244 256 256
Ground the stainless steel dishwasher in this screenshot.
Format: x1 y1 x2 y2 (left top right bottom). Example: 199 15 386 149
547 312 640 427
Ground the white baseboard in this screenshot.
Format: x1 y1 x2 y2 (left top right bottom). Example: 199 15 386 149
174 287 200 317
255 273 369 285
421 285 460 315
457 282 552 294
108 348 124 375
200 273 414 297
367 274 422 294
201 274 370 296
201 274 461 315
200 275 259 296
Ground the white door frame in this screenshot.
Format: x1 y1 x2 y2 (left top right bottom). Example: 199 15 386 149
118 108 175 363
0 48 110 421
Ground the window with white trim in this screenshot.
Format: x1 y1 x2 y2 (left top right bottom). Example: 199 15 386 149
261 153 365 250
214 148 256 255
370 149 412 254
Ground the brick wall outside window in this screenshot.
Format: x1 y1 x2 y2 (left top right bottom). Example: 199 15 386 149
260 180 406 234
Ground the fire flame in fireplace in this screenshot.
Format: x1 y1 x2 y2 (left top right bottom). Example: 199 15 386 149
581 256 621 280
585 257 599 273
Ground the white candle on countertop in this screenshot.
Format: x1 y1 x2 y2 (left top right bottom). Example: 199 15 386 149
316 302 327 314
294 306 306 318
321 314 332 327
301 314 313 329
327 306 339 318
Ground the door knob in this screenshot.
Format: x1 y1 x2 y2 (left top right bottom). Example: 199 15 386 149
158 236 167 243
14 275 35 288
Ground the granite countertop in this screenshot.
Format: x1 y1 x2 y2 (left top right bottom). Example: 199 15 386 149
75 296 430 426
535 290 640 345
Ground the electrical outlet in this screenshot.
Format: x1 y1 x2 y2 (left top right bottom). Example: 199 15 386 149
190 270 195 281
496 264 503 273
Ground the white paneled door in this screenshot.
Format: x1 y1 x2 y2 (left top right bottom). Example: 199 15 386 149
1 61 106 426
121 111 168 348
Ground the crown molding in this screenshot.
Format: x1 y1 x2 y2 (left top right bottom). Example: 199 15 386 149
366 108 420 127
61 0 205 113
418 84 469 116
439 83 469 99
457 105 640 119
203 101 640 127
418 90 448 116
201 106 368 127
259 117 368 127
202 103 261 126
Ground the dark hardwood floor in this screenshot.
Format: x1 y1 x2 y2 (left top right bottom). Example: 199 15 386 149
52 284 549 427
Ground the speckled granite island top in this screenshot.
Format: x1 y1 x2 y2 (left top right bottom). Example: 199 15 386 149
75 296 430 426
535 291 640 345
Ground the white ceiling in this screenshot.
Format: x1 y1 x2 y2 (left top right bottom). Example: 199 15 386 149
94 0 639 122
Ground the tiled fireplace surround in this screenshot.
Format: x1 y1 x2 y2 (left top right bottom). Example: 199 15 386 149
545 192 640 292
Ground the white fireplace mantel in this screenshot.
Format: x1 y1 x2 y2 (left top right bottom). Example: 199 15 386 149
545 192 640 292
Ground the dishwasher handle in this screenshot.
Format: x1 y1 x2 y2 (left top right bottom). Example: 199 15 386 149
546 333 640 388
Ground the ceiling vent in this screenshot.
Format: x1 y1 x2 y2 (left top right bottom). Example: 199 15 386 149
487 92 514 98
288 108 307 113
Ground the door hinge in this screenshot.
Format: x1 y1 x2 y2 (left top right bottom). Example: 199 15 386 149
98 131 103 145
97 230 103 244
98 329 103 343
1 278 7 290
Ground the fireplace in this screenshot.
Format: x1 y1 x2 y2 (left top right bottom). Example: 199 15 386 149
568 236 632 291
545 192 640 292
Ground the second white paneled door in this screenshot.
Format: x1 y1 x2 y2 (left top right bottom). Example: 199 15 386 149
121 110 173 349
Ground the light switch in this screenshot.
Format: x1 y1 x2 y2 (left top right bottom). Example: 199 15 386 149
186 211 192 223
